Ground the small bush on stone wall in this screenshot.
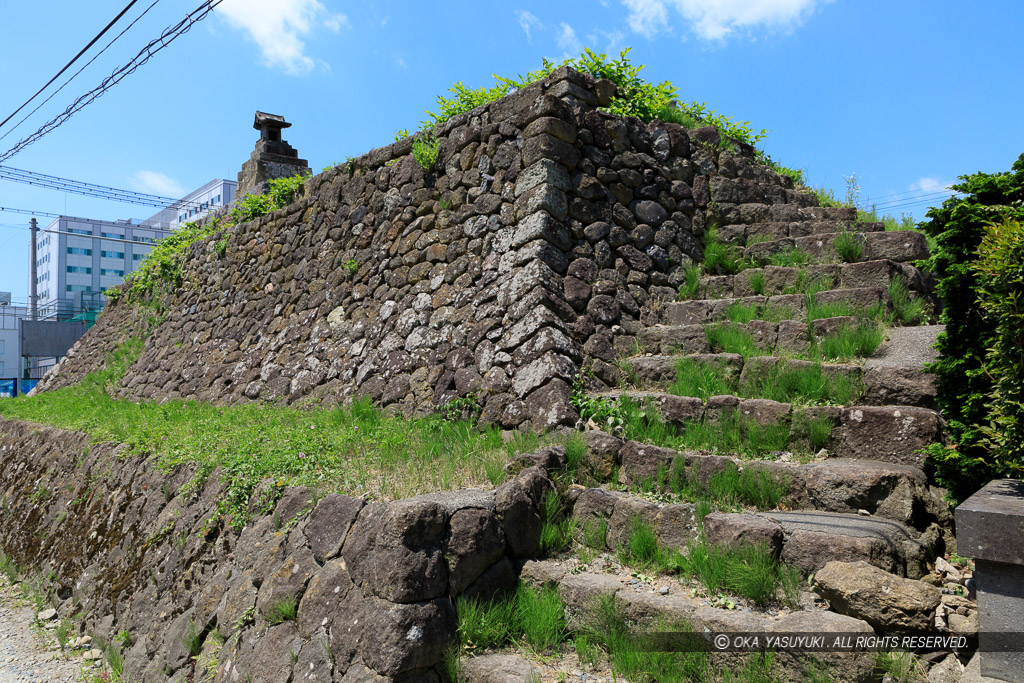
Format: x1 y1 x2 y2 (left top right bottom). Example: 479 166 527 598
411 131 440 172
231 171 310 223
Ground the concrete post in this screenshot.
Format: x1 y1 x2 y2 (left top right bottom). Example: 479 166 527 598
29 217 37 321
956 479 1024 682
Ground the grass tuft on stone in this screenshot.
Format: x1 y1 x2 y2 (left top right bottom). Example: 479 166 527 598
454 582 567 654
814 322 885 361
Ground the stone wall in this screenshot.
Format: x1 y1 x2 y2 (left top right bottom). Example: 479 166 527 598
36 66 812 430
0 417 563 681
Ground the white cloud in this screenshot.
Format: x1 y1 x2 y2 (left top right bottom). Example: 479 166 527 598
910 177 955 193
557 22 583 56
622 0 669 38
131 171 186 198
623 0 831 41
217 0 348 75
516 10 543 42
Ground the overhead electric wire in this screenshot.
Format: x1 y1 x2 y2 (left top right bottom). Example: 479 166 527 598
0 0 163 144
0 165 204 209
0 0 141 133
0 0 224 163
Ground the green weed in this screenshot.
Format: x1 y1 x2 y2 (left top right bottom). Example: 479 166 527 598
815 323 885 360
834 230 863 263
617 517 663 569
267 597 298 625
678 262 701 300
539 492 574 556
888 275 927 325
670 537 801 607
412 131 440 172
454 583 567 654
765 248 812 268
740 362 860 406
704 323 764 356
749 271 765 295
670 358 737 399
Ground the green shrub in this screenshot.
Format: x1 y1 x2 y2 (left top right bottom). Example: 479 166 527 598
918 155 1024 499
232 172 309 223
411 131 440 172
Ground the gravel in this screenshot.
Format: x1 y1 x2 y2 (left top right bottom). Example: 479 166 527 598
865 324 944 369
0 576 82 682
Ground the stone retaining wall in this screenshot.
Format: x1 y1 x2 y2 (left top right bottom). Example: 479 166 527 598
0 418 559 681
36 66 807 430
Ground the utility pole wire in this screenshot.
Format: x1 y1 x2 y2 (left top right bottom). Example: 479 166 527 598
0 0 163 144
0 0 141 133
0 0 224 163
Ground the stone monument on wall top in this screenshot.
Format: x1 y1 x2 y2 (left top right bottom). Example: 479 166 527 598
236 111 309 199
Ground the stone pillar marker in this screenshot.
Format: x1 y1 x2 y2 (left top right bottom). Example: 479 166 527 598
956 479 1024 682
235 111 309 199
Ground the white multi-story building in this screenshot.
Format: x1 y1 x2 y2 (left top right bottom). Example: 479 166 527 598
31 216 171 319
146 178 236 230
0 294 27 379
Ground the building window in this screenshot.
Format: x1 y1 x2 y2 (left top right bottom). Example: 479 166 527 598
100 269 125 277
66 285 92 293
179 213 187 223
67 247 92 256
133 254 144 261
132 236 155 243
67 266 92 274
189 208 196 216
67 228 92 235
101 232 123 239
101 250 125 259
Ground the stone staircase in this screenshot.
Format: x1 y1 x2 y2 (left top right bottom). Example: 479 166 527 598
531 200 967 681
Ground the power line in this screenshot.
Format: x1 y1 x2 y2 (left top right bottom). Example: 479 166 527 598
0 0 141 133
0 165 204 209
0 0 163 144
0 206 61 218
0 0 224 163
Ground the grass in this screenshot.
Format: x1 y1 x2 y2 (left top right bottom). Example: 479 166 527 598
888 275 927 325
704 323 764 356
539 491 575 556
665 459 787 510
617 397 792 458
749 270 766 295
455 582 567 654
0 340 541 528
703 228 749 275
874 651 928 682
670 358 737 399
679 262 701 300
612 517 801 608
267 597 298 625
668 536 802 607
814 323 885 361
834 230 863 263
669 357 858 406
740 362 860 406
765 248 812 268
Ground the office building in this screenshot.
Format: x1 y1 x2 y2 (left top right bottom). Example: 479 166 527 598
145 178 236 230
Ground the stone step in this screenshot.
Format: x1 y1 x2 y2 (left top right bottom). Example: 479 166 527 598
694 259 931 300
613 354 936 409
718 203 858 226
664 287 890 326
568 485 940 578
582 392 945 468
632 319 859 357
520 558 878 683
743 230 929 265
576 435 953 532
717 220 885 245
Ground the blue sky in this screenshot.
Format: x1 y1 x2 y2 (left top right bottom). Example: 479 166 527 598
1 0 1022 303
